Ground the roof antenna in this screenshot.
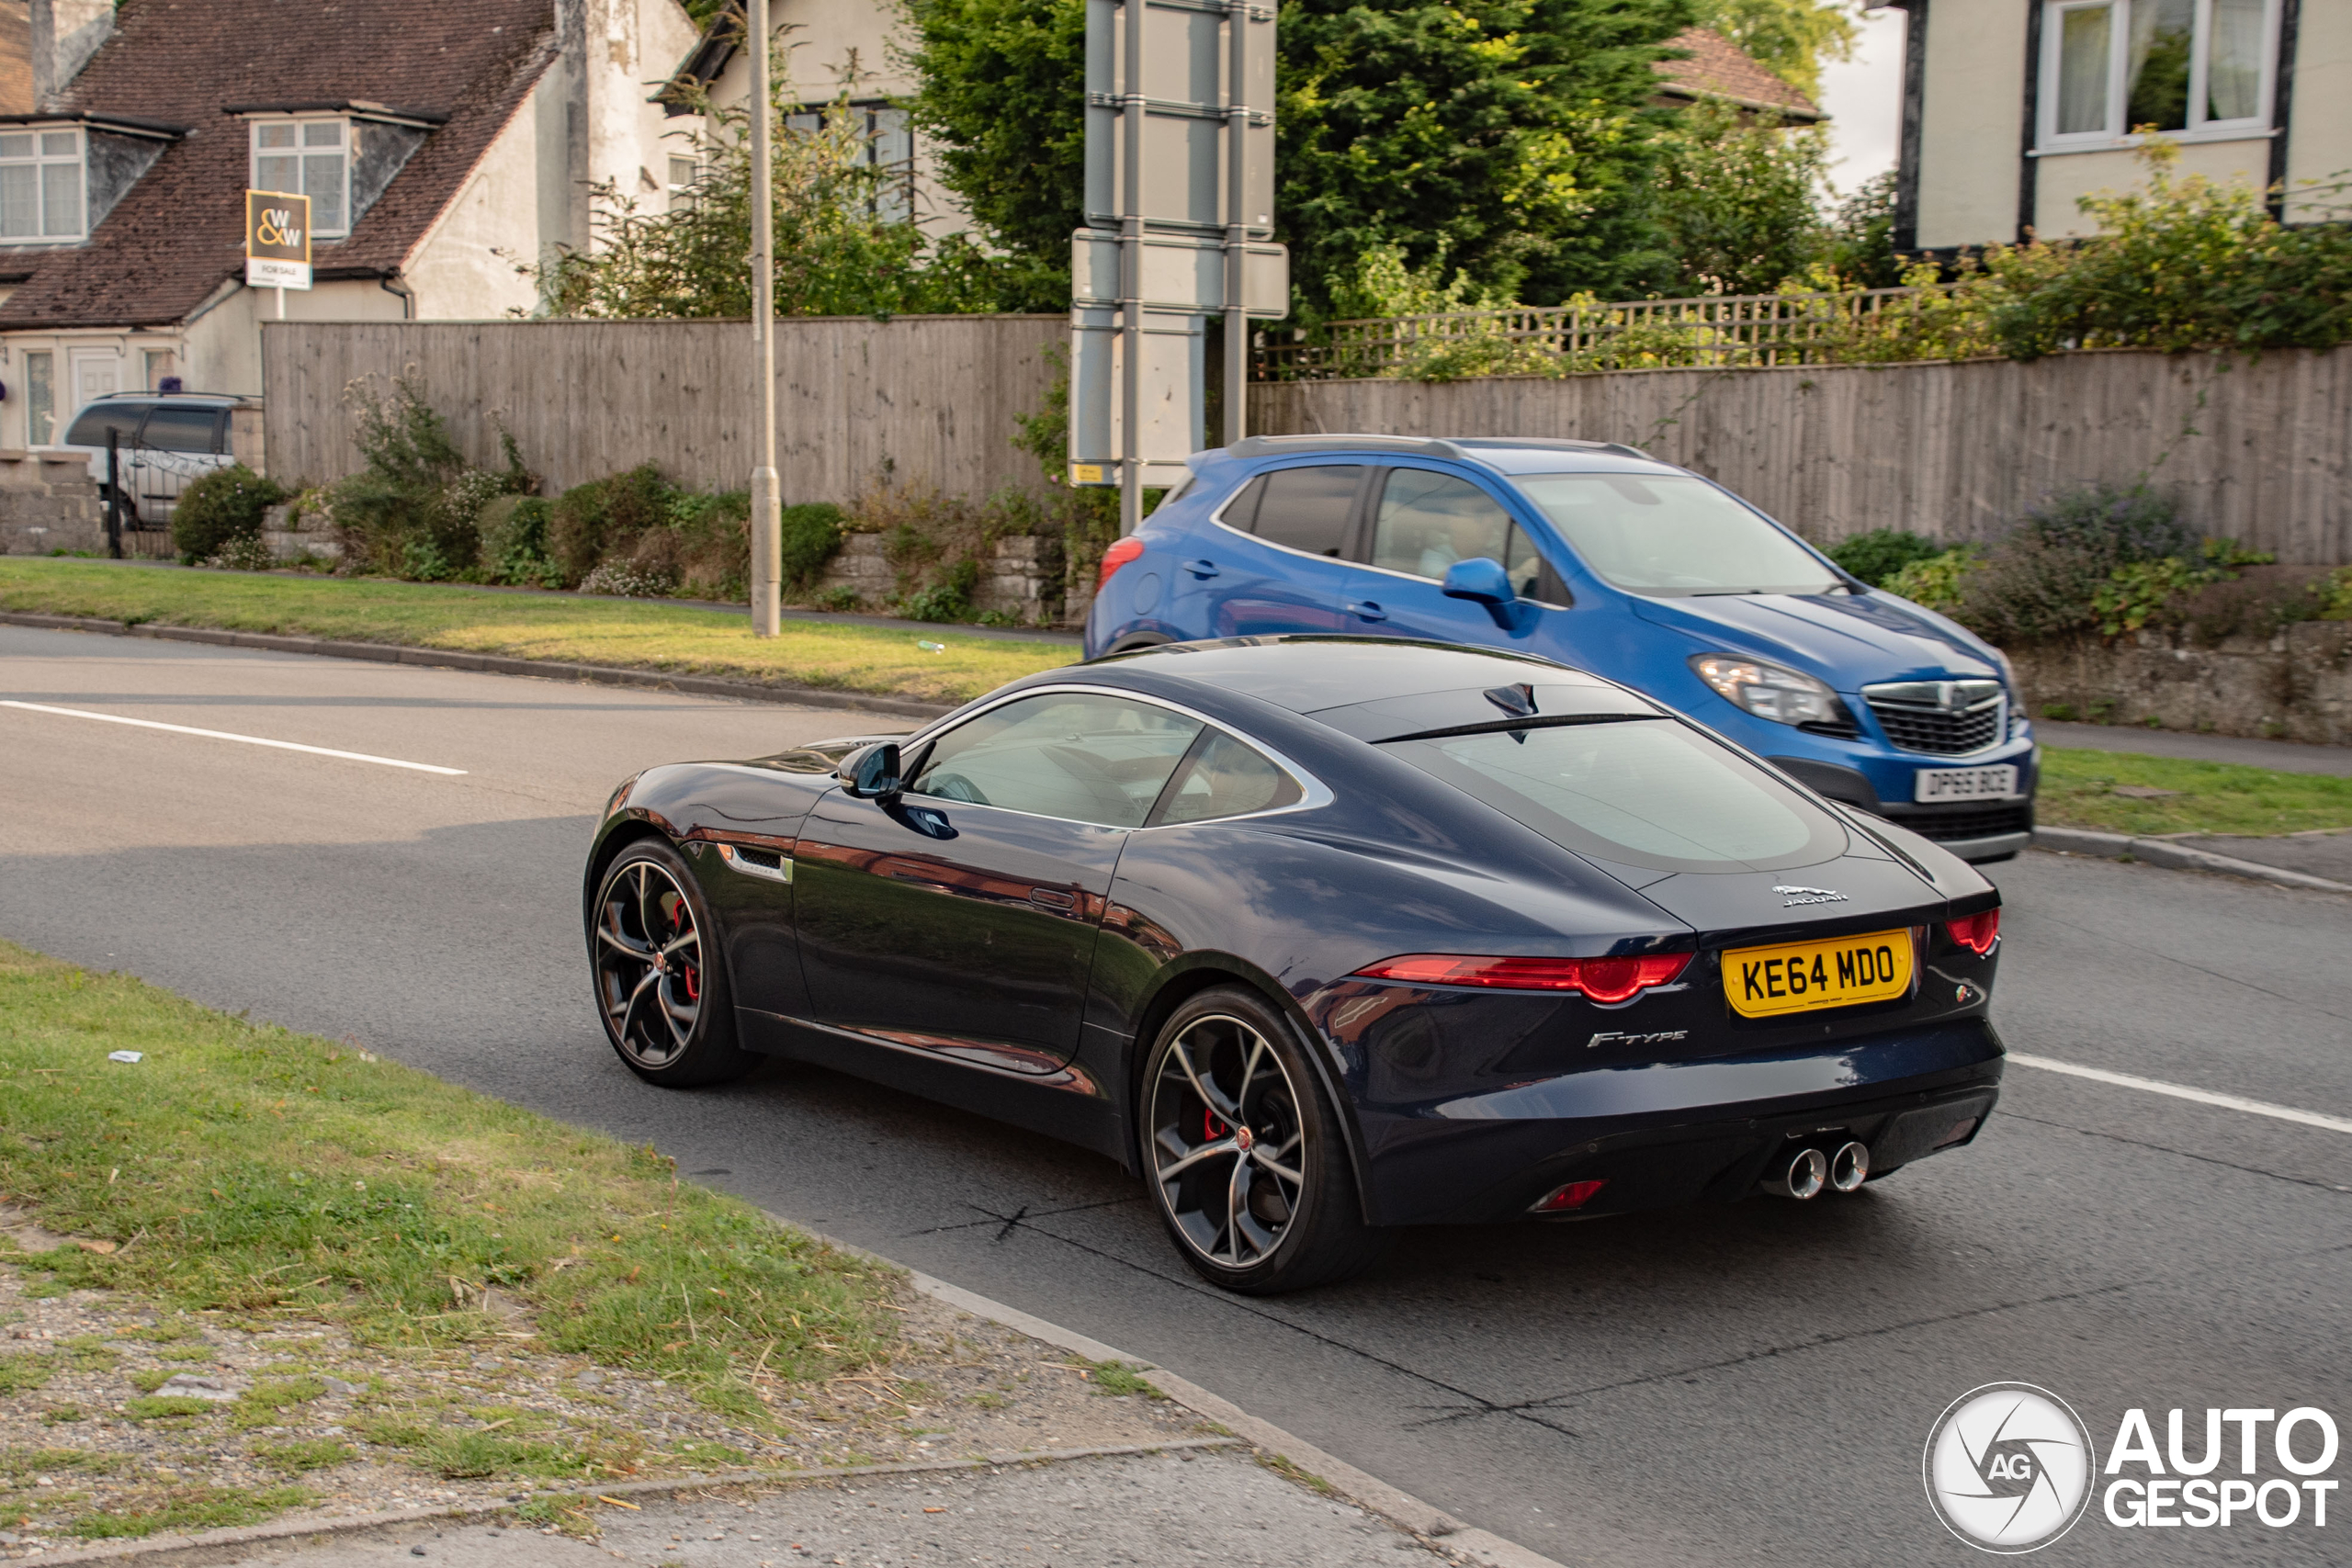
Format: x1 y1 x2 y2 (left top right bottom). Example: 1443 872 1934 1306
1483 682 1537 717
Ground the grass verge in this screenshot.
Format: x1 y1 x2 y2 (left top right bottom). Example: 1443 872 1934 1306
0 940 896 1417
2037 748 2352 837
0 560 1075 706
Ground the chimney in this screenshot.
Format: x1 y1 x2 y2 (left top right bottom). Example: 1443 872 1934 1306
30 0 110 109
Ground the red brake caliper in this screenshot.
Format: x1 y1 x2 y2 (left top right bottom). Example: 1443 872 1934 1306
662 894 700 1001
1204 1107 1228 1143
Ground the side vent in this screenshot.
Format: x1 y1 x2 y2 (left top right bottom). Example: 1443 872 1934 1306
715 841 793 884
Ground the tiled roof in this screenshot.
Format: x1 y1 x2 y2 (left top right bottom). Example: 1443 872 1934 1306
0 0 559 330
1655 27 1823 123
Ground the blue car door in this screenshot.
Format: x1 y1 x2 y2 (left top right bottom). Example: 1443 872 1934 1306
1338 466 1570 651
1168 461 1368 637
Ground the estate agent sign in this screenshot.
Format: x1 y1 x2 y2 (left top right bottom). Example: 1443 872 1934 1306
244 190 312 290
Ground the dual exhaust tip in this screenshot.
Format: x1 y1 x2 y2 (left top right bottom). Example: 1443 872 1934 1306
1763 1140 1870 1200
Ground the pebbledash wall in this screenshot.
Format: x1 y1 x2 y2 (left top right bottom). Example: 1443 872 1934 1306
1249 346 2352 566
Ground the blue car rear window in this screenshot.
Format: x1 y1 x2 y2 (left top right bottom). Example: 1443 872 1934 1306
1384 720 1848 873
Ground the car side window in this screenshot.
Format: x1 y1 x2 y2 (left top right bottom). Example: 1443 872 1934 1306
1223 464 1363 558
63 403 143 448
1371 469 1544 597
905 693 1203 829
1149 728 1304 827
139 406 220 454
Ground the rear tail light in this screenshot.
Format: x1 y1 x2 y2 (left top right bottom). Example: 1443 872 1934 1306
1532 1179 1607 1213
1096 536 1146 592
1945 908 2000 956
1352 952 1692 1004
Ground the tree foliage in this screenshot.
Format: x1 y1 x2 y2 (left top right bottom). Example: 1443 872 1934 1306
1648 100 1828 296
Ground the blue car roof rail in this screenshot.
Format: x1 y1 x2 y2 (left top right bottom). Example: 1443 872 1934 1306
1223 433 1657 464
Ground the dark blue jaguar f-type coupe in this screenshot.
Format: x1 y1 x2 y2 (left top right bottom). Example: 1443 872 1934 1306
583 637 2003 1294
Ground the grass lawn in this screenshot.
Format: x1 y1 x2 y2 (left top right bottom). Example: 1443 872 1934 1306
0 941 896 1416
2038 747 2352 837
0 560 1077 706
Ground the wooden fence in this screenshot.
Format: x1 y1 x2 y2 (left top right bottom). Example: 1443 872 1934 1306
1251 347 2352 565
261 315 1065 502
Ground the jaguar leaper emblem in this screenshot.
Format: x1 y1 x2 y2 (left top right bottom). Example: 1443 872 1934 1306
1772 885 1848 907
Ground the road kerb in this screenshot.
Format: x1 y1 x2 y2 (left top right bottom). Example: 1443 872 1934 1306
0 611 956 719
2032 825 2352 895
15 1439 1244 1568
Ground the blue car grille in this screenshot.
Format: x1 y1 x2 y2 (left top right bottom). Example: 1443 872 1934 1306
1865 692 2005 755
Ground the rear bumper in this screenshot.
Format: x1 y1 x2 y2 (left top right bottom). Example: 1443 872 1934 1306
1350 1020 2003 1226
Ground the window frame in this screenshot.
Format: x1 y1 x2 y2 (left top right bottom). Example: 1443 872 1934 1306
895 683 1330 830
248 116 352 238
783 98 917 221
24 350 54 446
2036 0 2281 152
0 124 88 243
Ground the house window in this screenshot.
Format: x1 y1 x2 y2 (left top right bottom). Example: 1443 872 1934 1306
0 129 85 241
25 350 53 445
784 102 915 221
251 118 349 236
666 154 700 211
2042 0 2277 147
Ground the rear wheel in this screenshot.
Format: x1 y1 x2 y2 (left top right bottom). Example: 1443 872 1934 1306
1140 987 1386 1294
591 840 753 1086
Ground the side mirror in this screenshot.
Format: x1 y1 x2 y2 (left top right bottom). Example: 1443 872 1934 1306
1441 556 1524 630
838 741 903 801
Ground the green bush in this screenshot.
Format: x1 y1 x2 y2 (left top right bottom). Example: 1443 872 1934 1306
171 465 286 564
899 556 981 622
779 502 845 589
548 465 670 588
1829 528 1947 588
2015 482 2195 568
479 495 557 587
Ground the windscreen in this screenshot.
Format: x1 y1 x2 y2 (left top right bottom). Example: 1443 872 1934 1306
1510 474 1841 595
1384 719 1847 873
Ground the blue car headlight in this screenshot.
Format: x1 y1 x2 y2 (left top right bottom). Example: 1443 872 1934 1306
1690 653 1850 729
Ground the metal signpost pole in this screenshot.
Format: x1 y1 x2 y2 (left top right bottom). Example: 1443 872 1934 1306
104 430 122 559
1118 0 1146 536
1223 0 1249 447
747 0 782 637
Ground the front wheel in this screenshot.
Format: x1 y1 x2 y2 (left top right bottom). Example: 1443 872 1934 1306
590 840 753 1087
1140 987 1386 1294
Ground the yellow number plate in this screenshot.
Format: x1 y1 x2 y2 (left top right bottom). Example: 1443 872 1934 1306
1724 929 1913 1019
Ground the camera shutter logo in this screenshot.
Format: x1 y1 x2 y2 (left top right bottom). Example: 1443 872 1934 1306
1924 1382 2097 1552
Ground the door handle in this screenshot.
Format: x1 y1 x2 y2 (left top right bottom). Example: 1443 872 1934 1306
1347 600 1387 622
1182 558 1219 579
1028 887 1078 911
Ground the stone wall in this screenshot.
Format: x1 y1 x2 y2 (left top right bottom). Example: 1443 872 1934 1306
812 533 1068 627
2011 621 2352 746
0 453 131 556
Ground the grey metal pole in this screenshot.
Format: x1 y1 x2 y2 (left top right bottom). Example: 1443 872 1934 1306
1223 0 1248 448
104 429 123 559
1118 0 1145 536
748 0 782 636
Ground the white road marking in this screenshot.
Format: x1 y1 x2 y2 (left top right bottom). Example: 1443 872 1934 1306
0 699 468 775
2007 1051 2352 1136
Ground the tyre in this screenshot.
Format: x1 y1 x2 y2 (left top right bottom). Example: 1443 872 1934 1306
1139 987 1386 1293
590 840 754 1087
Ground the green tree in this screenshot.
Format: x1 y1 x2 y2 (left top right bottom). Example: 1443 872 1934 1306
1685 0 1858 99
1648 100 1828 296
1824 168 1903 288
1281 0 1696 313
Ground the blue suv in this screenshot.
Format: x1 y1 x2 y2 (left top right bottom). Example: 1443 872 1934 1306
1085 434 2035 862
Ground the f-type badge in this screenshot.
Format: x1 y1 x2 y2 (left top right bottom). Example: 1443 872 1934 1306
1772 885 1848 906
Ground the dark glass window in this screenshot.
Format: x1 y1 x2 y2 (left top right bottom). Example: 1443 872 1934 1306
63 402 142 448
1371 470 1544 596
1151 729 1302 826
907 693 1202 828
139 406 221 453
1246 464 1363 558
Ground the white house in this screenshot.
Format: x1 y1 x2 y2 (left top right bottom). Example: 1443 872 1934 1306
0 0 705 451
1885 0 2350 253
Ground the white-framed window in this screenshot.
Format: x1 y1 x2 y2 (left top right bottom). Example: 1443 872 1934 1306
24 349 54 446
784 102 915 222
2041 0 2278 149
666 154 700 211
251 118 349 236
0 128 85 241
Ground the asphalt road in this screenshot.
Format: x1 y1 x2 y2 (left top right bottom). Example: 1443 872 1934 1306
4 624 2347 1567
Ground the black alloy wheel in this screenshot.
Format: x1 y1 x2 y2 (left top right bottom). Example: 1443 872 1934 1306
1141 987 1386 1293
591 840 752 1086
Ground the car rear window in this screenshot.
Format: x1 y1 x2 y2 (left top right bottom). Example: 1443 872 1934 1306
63 403 144 447
140 406 220 453
1382 719 1848 873
1223 465 1363 557
1151 729 1303 826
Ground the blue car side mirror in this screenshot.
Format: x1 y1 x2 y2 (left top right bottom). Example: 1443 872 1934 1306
1442 557 1526 630
839 742 903 802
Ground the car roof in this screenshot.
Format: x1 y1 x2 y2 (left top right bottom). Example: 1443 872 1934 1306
1096 636 1664 738
1211 434 1688 479
84 391 250 406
